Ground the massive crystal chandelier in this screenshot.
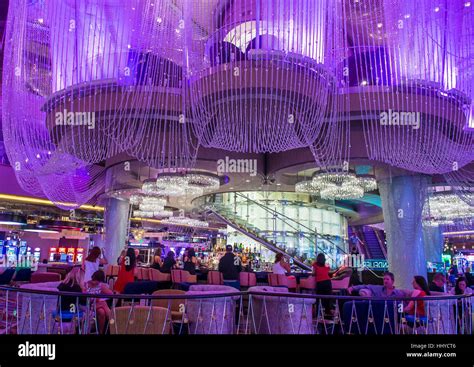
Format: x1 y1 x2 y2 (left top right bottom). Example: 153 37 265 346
189 0 339 153
1 0 199 208
297 171 377 200
345 0 474 174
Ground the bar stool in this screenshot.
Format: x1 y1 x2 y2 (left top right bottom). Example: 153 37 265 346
267 274 297 292
239 272 257 288
207 271 223 285
299 276 316 293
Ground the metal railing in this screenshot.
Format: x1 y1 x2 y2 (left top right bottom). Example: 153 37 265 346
1 285 472 335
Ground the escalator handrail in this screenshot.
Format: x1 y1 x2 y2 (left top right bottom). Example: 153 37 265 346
234 192 347 254
205 206 312 271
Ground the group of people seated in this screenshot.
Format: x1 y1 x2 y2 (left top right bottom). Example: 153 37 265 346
52 245 473 334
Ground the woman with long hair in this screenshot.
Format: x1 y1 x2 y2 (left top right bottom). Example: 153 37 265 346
151 247 163 271
57 266 86 313
83 246 108 283
161 251 177 274
451 277 473 334
405 275 430 319
113 248 136 293
183 248 197 275
452 277 473 296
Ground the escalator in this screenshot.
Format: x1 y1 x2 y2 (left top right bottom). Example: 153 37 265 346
201 192 348 271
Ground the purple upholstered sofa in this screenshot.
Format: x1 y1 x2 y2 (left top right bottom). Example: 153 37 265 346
185 285 240 334
248 286 315 334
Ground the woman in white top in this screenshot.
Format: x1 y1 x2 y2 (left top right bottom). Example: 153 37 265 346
83 246 108 283
272 253 291 274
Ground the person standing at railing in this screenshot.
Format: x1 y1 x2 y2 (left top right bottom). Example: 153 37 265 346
114 248 136 293
312 253 332 314
219 245 242 290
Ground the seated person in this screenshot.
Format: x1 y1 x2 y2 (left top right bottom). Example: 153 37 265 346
464 268 474 288
347 272 406 298
404 276 430 326
450 277 473 296
429 273 446 293
57 267 87 314
272 253 291 274
86 270 114 334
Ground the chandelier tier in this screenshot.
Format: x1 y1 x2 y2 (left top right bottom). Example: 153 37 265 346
133 210 173 219
142 172 221 198
161 216 209 228
189 0 341 153
345 0 474 174
424 192 474 223
296 171 378 200
1 0 200 208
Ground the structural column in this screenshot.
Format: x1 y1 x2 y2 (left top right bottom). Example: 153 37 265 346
104 198 130 265
377 169 429 289
423 225 444 265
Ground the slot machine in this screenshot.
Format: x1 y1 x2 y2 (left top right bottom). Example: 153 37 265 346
76 248 84 263
0 240 4 257
66 248 76 263
49 247 57 262
33 248 41 263
19 241 27 256
58 247 67 262
6 240 18 265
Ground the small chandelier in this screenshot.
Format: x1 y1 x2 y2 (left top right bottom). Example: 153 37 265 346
295 179 319 194
424 192 474 223
142 172 220 197
133 210 173 218
130 194 167 207
304 170 377 200
161 216 209 228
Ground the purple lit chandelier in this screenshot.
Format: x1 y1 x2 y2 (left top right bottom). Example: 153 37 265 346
189 0 340 153
2 0 474 210
344 0 474 174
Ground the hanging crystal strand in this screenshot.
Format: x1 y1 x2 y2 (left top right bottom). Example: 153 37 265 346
347 0 474 174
